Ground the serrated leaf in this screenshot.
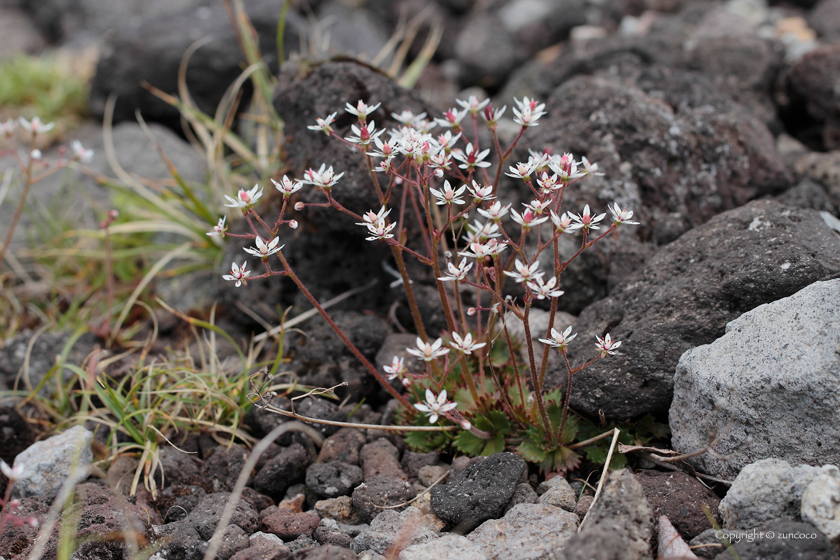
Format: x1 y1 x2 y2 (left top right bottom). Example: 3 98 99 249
518 440 548 463
404 430 447 453
453 429 486 456
454 411 512 456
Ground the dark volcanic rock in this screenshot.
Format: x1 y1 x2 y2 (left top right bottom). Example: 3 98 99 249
253 443 312 501
262 510 320 541
185 492 259 542
430 452 526 527
359 438 406 481
202 443 249 492
317 427 367 465
351 475 416 523
716 520 839 560
0 407 33 464
783 44 840 151
635 469 721 539
305 461 364 499
565 199 840 419
89 0 306 127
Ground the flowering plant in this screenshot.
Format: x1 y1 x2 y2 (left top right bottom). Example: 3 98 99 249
221 94 639 472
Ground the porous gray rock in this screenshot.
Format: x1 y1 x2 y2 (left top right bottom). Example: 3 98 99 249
718 459 822 530
185 492 260 541
399 533 487 560
305 461 364 499
12 425 93 499
468 503 579 560
568 200 840 419
350 507 438 554
537 477 576 512
670 280 840 478
714 519 838 560
800 466 840 541
430 452 527 527
352 475 416 523
783 43 840 150
253 443 312 501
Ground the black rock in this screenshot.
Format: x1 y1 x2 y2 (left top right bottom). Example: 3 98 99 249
430 452 526 526
716 520 839 560
351 475 416 523
184 492 259 542
305 461 364 499
253 443 312 501
782 44 840 151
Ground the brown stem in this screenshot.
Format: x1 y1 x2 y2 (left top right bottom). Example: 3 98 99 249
0 138 36 268
523 299 554 446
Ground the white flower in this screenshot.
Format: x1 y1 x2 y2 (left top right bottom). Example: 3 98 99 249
481 104 507 122
463 220 501 244
362 219 397 241
303 164 344 189
367 137 396 159
527 276 564 299
244 236 283 258
503 259 543 283
430 180 467 206
505 160 537 180
467 181 495 201
528 149 552 169
0 460 24 480
539 326 577 350
224 184 263 208
223 262 251 287
510 207 549 229
536 172 560 194
406 337 450 362
18 116 55 134
525 199 552 215
435 107 468 129
414 389 457 424
71 140 93 162
608 202 640 226
307 112 337 134
357 206 392 226
581 156 604 177
391 110 427 125
207 216 227 237
570 204 607 232
596 333 621 357
345 121 385 145
1 118 16 136
452 143 491 170
550 210 579 233
458 239 508 260
272 175 303 197
384 356 407 380
456 96 490 115
477 201 511 222
346 100 381 120
450 332 486 354
438 258 473 282
548 153 586 183
436 130 462 151
289 220 299 229
512 97 546 127
30 149 42 160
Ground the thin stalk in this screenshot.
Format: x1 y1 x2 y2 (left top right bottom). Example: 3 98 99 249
522 299 554 446
0 138 36 267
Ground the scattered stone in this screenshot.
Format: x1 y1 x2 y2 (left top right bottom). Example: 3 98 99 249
287 544 358 559
560 469 654 560
635 469 721 539
401 451 440 480
12 425 93 499
776 179 836 213
800 466 840 540
360 438 407 480
0 407 33 465
315 496 362 524
186 492 260 541
417 465 447 488
783 43 840 150
241 487 275 513
285 534 320 554
715 519 838 560
430 452 526 527
352 475 416 524
399 533 488 560
276 494 305 513
306 461 364 499
573 495 594 520
468 503 578 560
202 443 249 493
671 280 840 478
151 520 208 560
688 528 733 559
537 477 576 512
253 443 312 500
157 445 202 488
154 484 206 522
215 524 250 560
231 532 290 560
262 510 320 541
350 507 438 555
503 483 540 515
312 518 353 548
571 200 840 419
718 459 822 529
317 428 367 465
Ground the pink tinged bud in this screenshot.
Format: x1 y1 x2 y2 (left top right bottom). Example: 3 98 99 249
289 220 299 229
402 378 412 387
294 202 305 211
239 191 251 203
434 169 443 178
467 307 476 316
460 420 472 430
483 104 494 121
28 518 39 528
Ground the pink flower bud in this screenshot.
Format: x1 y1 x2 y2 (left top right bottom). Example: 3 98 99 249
467 307 476 316
434 169 443 178
294 202 305 211
289 220 299 229
460 420 472 430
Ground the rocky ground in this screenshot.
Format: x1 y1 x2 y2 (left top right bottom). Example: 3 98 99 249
2 0 840 558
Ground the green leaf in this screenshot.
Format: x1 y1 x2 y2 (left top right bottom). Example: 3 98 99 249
453 411 511 456
404 429 447 453
517 440 548 463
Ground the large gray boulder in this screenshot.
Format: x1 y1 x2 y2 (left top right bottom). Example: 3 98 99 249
670 279 840 479
565 200 840 419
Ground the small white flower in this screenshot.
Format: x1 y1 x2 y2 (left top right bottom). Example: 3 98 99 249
289 220 299 229
463 220 501 244
608 202 640 226
452 143 491 170
207 216 227 237
71 140 93 162
436 130 462 150
391 110 427 125
18 116 55 134
596 333 621 357
512 97 546 127
527 276 564 299
1 118 16 136
481 104 507 122
456 96 490 115
503 259 543 283
384 356 407 380
414 389 457 424
450 332 486 354
539 326 577 350
307 112 337 134
467 181 495 201
525 199 552 215
362 219 397 241
303 164 344 189
505 160 537 180
430 180 467 206
550 210 579 233
438 257 473 282
345 121 385 146
458 239 508 260
346 100 381 120
548 153 586 183
223 262 251 287
477 201 511 222
224 184 263 208
510 207 549 229
570 204 607 232
357 206 392 226
367 137 396 159
272 175 304 197
0 460 24 480
536 172 560 194
406 337 450 362
244 236 283 258
581 156 604 177
30 149 42 160
434 107 468 129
